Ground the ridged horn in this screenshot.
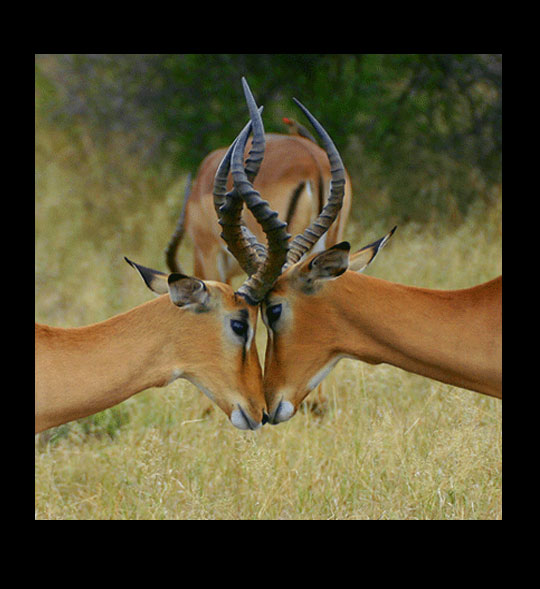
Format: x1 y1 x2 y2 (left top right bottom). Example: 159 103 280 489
231 78 290 305
285 98 346 267
213 109 266 277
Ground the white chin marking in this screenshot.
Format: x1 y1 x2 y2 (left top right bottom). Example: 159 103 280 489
274 400 295 423
230 408 261 431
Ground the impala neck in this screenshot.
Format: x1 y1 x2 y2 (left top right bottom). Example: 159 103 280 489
331 273 502 398
35 297 181 432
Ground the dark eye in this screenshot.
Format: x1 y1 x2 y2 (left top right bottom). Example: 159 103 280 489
266 303 282 327
231 319 249 339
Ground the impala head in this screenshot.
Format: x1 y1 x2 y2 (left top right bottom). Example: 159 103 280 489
125 258 266 430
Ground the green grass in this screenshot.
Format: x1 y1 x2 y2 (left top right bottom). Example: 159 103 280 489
35 114 502 520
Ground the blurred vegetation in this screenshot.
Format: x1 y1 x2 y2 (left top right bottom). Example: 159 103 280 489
35 54 501 224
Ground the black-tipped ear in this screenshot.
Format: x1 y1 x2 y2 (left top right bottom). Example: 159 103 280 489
349 226 396 273
125 257 169 295
167 274 210 310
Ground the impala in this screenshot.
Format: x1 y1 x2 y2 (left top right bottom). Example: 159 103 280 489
35 261 269 434
165 111 352 283
35 97 289 435
223 80 502 426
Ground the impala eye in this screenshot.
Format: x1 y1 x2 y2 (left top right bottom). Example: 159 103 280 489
231 319 249 339
266 303 282 327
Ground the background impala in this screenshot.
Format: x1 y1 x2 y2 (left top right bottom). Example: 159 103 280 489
165 119 352 282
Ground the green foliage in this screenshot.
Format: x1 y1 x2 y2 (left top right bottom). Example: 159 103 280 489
35 53 501 224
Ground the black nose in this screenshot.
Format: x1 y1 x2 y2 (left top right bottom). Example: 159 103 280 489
262 411 270 425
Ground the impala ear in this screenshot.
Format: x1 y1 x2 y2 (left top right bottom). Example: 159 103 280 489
125 257 210 310
293 242 351 292
125 257 169 295
308 241 351 276
167 274 210 310
349 226 396 273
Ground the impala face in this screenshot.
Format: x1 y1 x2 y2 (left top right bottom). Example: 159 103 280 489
261 235 392 425
183 282 267 430
262 245 351 425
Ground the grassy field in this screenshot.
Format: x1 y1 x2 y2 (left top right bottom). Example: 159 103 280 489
35 115 502 520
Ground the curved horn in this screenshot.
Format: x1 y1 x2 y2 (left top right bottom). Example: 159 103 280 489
285 98 346 267
213 110 266 277
231 78 290 305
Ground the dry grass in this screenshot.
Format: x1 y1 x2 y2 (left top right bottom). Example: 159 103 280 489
35 113 502 520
